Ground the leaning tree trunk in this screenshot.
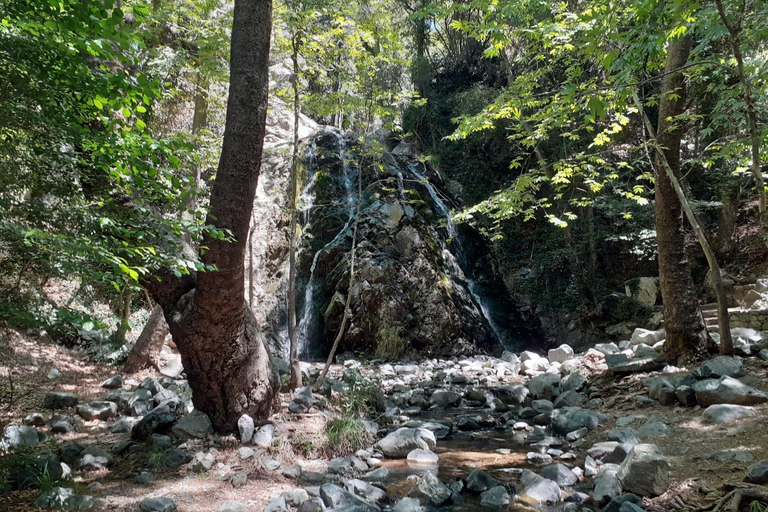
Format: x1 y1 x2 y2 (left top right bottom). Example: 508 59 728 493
124 305 168 373
652 34 716 365
145 0 278 433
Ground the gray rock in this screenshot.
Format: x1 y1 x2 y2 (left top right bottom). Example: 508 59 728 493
101 376 124 389
553 391 587 409
648 379 676 406
164 448 193 469
320 483 380 511
480 486 510 507
219 501 249 512
375 428 436 458
254 424 275 448
541 463 579 486
562 373 587 393
552 408 607 435
238 414 255 443
429 389 460 408
493 384 529 405
1 424 43 451
408 472 451 506
548 345 575 364
605 428 641 444
606 355 661 374
147 434 172 450
265 496 289 512
594 464 623 505
282 465 302 479
620 503 647 512
135 472 155 485
189 451 215 472
7 453 63 490
297 499 324 512
229 471 247 488
588 442 634 463
466 469 501 493
693 376 768 406
518 469 561 505
77 401 118 421
23 412 46 427
603 494 643 512
629 328 665 346
637 420 669 438
131 400 153 417
702 404 756 424
692 356 744 379
527 452 553 465
363 467 389 482
282 489 310 506
595 343 621 355
392 497 423 512
346 478 386 502
59 443 86 466
44 392 79 409
111 417 139 433
139 497 178 512
237 447 255 460
131 399 183 441
528 373 561 400
675 386 697 407
617 444 670 496
405 420 451 439
294 386 314 408
35 487 74 508
76 446 112 471
746 460 768 484
406 449 438 465
171 410 213 440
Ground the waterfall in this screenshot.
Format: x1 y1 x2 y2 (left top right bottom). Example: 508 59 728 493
295 131 357 358
406 162 513 350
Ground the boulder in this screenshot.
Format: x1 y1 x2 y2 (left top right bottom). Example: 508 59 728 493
76 401 117 421
408 472 452 506
617 444 670 497
692 357 744 379
480 486 510 507
693 376 768 406
594 464 623 505
548 345 575 364
253 424 275 448
629 328 665 347
606 354 661 374
541 463 579 486
625 278 659 307
429 389 460 408
0 425 43 451
375 428 436 458
552 407 607 435
238 414 255 443
392 498 423 512
745 460 768 484
528 373 561 400
171 410 213 440
406 449 438 465
219 502 250 512
139 497 178 512
517 469 561 506
466 469 500 493
702 404 756 424
131 399 183 441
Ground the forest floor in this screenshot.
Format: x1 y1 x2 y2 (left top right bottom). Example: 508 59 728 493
2 327 768 512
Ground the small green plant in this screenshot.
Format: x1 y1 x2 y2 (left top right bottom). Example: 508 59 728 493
750 501 767 512
334 372 385 418
325 416 373 456
375 325 409 360
291 433 318 458
145 447 170 470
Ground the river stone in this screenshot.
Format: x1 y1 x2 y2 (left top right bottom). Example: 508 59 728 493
518 469 561 505
238 413 255 443
297 499 324 512
562 373 587 393
675 385 697 406
219 501 249 512
76 446 112 471
637 420 669 438
745 460 768 484
692 356 744 379
595 343 621 355
702 404 756 424
429 389 460 408
1 425 43 451
392 497 423 512
253 423 275 448
603 494 643 512
588 442 633 463
617 444 670 496
77 401 118 421
405 420 451 439
282 489 310 507
493 384 529 405
528 373 561 400
407 449 438 465
466 469 501 493
408 472 452 506
363 467 389 482
648 379 676 406
35 487 74 508
606 354 661 374
375 428 436 458
629 328 665 346
347 478 386 502
139 497 178 512
605 427 641 444
237 446 255 460
480 486 510 507
172 410 213 440
693 376 768 406
131 399 183 441
594 464 623 505
44 392 79 409
548 344 575 364
552 407 607 434
553 390 587 409
265 496 289 512
541 463 579 486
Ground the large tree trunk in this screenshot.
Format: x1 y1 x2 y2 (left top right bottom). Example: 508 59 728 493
146 0 278 433
653 34 715 365
124 305 168 373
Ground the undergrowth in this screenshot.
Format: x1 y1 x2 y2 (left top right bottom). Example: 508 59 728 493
375 325 409 360
325 415 373 457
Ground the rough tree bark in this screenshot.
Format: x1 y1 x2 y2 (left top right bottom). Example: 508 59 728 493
124 305 168 373
651 34 717 365
144 0 278 433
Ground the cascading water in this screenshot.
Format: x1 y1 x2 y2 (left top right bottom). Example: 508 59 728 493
295 132 357 357
406 162 513 350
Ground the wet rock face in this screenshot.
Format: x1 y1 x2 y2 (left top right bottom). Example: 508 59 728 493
252 130 534 359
